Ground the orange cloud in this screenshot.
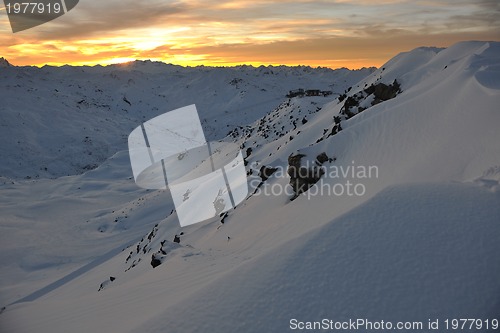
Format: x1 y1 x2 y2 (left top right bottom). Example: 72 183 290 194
0 0 498 68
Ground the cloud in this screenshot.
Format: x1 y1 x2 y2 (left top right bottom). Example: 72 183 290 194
24 0 189 40
0 0 498 68
168 30 499 67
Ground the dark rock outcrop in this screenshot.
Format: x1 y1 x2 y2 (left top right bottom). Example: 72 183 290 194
316 152 332 165
151 254 162 268
340 79 401 119
259 166 278 181
366 79 401 106
173 234 180 243
288 154 324 199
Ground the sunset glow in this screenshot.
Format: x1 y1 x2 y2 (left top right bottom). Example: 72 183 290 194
0 0 498 68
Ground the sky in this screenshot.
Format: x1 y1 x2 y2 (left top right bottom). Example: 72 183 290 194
0 0 499 69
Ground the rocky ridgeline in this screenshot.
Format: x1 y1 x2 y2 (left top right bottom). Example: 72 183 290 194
315 80 402 145
338 80 401 118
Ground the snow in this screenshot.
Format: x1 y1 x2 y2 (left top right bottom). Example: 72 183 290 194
0 63 372 180
1 41 499 332
133 183 500 333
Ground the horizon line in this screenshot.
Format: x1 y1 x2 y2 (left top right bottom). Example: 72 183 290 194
1 57 379 70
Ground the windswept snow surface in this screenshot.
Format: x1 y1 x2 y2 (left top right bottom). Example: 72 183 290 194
0 63 371 307
1 41 500 332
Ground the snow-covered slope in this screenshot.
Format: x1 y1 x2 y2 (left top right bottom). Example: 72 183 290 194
1 41 499 332
0 62 372 309
0 62 372 180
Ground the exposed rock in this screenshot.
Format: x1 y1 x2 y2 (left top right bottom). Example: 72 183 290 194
329 123 342 138
98 276 116 291
340 79 401 119
220 212 228 224
122 96 132 106
288 153 305 171
259 166 278 181
365 79 401 105
288 153 324 199
151 254 162 268
341 96 358 118
316 152 331 165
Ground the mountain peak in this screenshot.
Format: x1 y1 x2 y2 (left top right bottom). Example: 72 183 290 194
0 57 12 67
